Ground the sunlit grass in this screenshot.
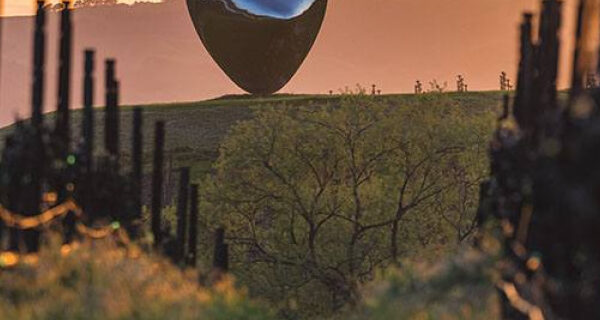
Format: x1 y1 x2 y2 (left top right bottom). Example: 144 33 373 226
346 235 503 320
0 235 273 320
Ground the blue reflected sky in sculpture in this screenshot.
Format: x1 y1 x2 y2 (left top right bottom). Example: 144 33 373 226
230 0 317 19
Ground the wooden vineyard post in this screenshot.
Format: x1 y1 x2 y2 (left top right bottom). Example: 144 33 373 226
513 13 534 131
100 59 122 223
82 49 95 173
104 59 119 161
73 49 95 244
151 121 165 249
213 227 229 272
56 1 76 243
55 0 72 152
31 0 46 130
131 107 143 237
569 0 585 99
176 167 190 264
21 0 47 253
186 184 199 267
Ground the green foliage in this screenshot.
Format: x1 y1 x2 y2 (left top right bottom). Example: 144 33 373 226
199 93 495 317
346 242 501 320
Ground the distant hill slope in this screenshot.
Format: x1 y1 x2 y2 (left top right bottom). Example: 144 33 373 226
0 91 502 172
0 0 543 126
0 91 502 207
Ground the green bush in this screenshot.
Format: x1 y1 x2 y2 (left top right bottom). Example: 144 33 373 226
198 94 495 317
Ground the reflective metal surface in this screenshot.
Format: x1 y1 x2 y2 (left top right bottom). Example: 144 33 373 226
186 0 328 94
229 0 317 19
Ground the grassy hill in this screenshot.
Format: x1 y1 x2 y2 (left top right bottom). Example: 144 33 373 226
1 91 503 182
0 91 504 212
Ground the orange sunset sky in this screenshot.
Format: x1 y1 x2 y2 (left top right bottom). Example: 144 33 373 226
0 0 586 125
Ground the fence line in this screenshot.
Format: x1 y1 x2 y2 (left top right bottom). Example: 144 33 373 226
0 1 229 275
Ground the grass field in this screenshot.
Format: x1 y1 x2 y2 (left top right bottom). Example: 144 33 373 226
0 91 504 205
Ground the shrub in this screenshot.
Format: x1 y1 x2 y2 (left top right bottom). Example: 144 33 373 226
0 236 273 320
199 94 495 317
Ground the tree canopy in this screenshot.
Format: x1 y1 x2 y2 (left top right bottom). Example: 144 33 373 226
199 93 493 317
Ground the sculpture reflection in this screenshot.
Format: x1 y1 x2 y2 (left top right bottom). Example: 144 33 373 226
186 0 327 95
230 0 317 19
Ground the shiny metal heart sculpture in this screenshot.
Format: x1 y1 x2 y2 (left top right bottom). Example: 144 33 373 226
186 0 328 95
